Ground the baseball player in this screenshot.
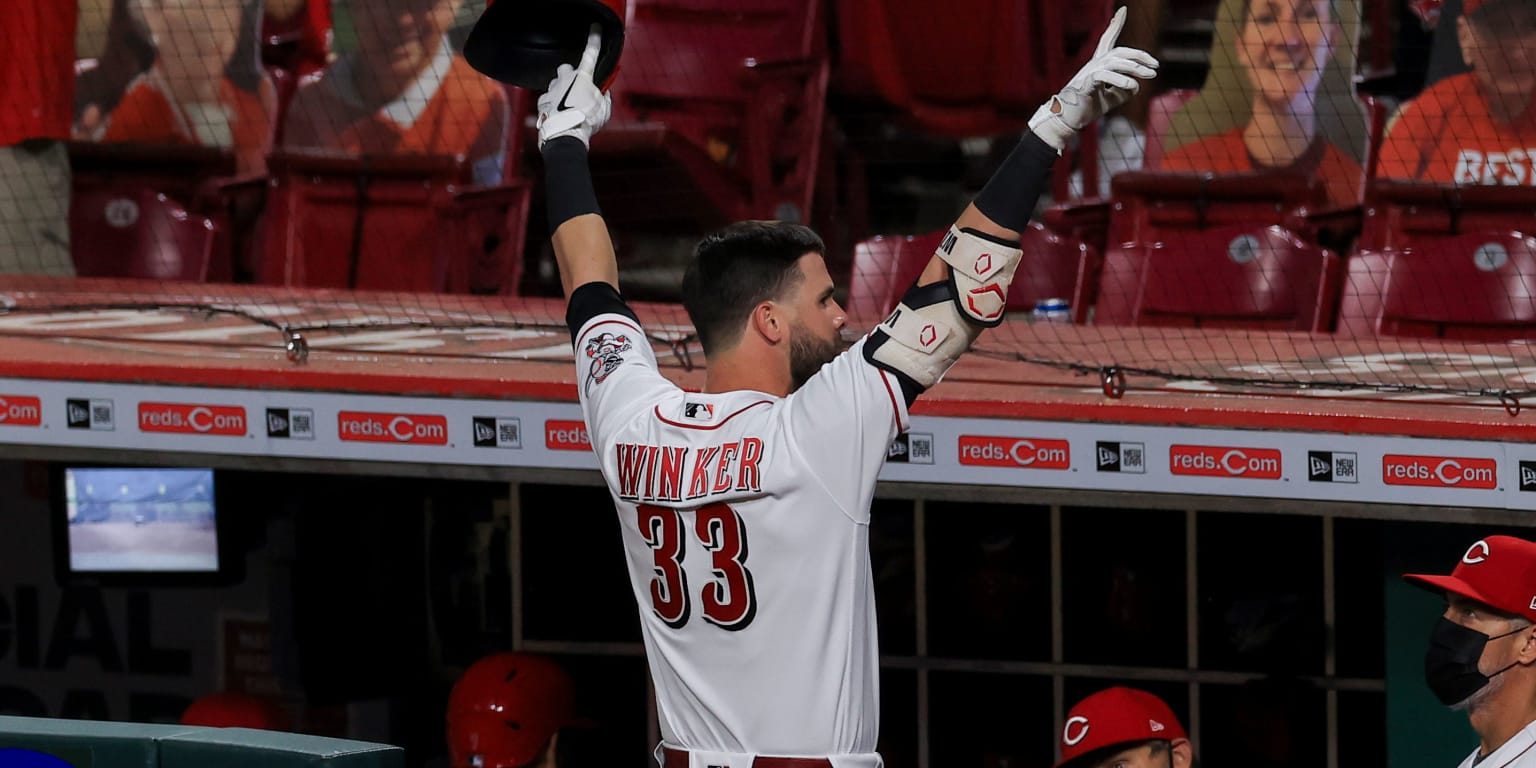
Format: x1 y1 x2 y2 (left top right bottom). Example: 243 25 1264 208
540 13 1156 768
1376 0 1536 184
1404 535 1536 767
1054 687 1193 768
446 652 586 768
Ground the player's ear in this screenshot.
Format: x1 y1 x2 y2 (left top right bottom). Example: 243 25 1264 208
1516 623 1536 664
1169 738 1194 768
536 731 559 768
751 301 786 345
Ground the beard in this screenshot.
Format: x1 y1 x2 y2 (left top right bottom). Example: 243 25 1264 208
788 322 849 392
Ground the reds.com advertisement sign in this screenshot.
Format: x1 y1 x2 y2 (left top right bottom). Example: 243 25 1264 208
337 411 449 445
957 436 1071 469
0 395 42 427
138 402 247 436
1169 444 1283 480
545 420 591 451
1382 454 1499 489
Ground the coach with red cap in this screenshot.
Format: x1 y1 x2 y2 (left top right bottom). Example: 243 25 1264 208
1054 687 1194 768
1404 535 1536 767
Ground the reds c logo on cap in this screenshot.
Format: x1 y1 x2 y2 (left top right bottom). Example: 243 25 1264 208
1464 540 1491 564
1063 716 1090 746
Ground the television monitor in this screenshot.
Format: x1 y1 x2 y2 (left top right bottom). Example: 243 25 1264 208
54 466 237 585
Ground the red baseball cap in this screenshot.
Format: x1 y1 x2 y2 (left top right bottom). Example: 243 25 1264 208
1055 687 1188 768
1403 535 1536 622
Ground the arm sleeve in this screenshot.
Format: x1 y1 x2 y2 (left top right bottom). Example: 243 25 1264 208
569 282 673 443
784 338 909 521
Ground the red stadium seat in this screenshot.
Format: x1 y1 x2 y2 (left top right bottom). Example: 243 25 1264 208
1337 182 1536 340
845 223 1094 321
71 186 220 282
833 0 1111 137
257 152 531 294
1091 223 1342 330
1086 172 1342 331
68 138 273 282
68 143 242 282
591 0 831 227
1337 234 1536 340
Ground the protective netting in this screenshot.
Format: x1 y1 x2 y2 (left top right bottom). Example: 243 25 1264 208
3 0 1535 399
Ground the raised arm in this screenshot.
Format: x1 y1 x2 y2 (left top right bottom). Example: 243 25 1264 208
538 29 619 301
921 7 1157 282
867 8 1157 397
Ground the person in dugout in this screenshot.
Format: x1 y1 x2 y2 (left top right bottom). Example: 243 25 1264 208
446 652 589 768
1054 687 1196 768
1404 535 1536 768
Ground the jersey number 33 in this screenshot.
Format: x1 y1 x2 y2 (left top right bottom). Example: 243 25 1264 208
637 503 758 631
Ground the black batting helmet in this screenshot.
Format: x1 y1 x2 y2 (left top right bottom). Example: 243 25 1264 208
464 0 627 90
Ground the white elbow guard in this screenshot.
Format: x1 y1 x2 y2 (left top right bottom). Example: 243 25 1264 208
863 227 1023 389
863 286 970 388
935 226 1024 327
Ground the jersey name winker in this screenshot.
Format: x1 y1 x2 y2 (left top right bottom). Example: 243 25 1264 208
615 439 765 502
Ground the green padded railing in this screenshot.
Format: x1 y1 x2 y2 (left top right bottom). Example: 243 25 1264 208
0 716 403 768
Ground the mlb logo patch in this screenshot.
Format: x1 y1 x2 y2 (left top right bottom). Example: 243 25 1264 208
1095 441 1145 473
1308 451 1358 483
682 402 715 421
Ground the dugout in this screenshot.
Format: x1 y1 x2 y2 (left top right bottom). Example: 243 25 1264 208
0 278 1528 768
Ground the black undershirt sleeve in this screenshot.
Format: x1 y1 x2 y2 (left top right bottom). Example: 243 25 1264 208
972 132 1059 232
894 373 922 407
566 281 639 343
543 136 602 233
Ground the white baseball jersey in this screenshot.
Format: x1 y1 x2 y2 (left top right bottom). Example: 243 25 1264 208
573 302 909 761
1456 720 1536 768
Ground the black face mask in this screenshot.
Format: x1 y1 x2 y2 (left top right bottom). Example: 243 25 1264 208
1424 617 1525 707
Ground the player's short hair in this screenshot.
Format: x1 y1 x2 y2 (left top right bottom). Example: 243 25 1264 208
680 220 826 355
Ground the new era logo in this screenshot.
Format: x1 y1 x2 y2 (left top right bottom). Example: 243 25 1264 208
472 417 522 449
66 398 114 431
887 433 934 464
1095 441 1146 473
1308 451 1358 483
1520 461 1536 492
266 408 315 439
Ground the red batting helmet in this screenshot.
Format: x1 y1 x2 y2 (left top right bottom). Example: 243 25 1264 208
181 692 287 730
446 653 585 768
464 0 627 90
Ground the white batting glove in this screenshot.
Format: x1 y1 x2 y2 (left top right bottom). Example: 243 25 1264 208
1029 7 1160 152
537 26 612 150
